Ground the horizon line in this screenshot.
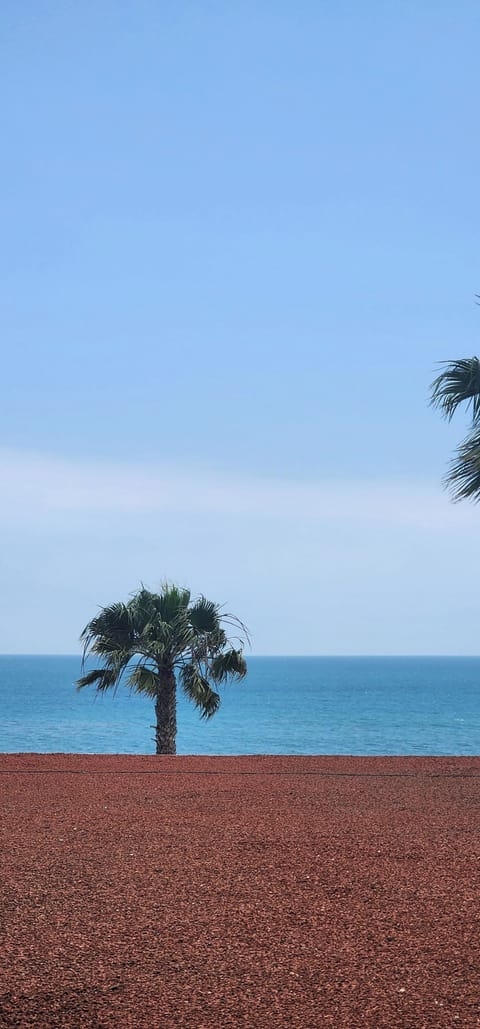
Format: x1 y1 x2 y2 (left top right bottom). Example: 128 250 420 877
2 653 480 660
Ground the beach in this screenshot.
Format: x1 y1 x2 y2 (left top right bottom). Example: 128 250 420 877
1 754 479 1028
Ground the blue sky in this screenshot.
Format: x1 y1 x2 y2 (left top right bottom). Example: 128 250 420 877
2 1 480 653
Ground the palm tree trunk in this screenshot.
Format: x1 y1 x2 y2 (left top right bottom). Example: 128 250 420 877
155 670 177 755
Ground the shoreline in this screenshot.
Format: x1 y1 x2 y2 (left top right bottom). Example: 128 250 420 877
2 754 479 1027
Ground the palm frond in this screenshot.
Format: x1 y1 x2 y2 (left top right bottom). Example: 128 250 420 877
76 667 120 692
191 627 228 662
189 597 220 635
80 602 134 664
210 648 247 683
220 612 252 648
444 427 480 502
145 641 166 663
129 589 160 635
155 583 191 625
80 601 132 641
87 638 132 659
127 664 159 697
430 358 480 423
180 664 221 719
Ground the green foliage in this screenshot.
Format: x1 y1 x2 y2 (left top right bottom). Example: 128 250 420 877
443 427 480 502
189 597 218 634
126 664 159 697
179 664 221 719
430 357 480 501
430 358 480 422
77 582 248 720
77 667 119 691
210 648 248 683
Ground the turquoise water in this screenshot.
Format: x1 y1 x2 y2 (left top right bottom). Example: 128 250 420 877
1 655 480 755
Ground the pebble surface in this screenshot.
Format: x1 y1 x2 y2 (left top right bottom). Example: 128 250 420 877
1 754 479 1028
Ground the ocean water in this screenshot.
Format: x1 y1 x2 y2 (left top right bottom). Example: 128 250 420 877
1 655 480 755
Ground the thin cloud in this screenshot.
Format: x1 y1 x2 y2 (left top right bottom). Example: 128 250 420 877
0 447 475 530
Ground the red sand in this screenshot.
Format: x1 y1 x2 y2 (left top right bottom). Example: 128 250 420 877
1 755 480 1028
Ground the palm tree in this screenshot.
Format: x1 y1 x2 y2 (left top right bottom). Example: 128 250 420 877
430 356 480 501
77 583 248 754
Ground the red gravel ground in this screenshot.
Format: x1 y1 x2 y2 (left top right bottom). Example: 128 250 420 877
1 755 479 1028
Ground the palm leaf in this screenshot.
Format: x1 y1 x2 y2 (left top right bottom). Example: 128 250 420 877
220 612 252 648
80 601 132 640
127 665 159 697
87 638 133 659
129 590 160 635
189 597 220 634
80 602 134 660
430 358 480 423
180 664 221 719
76 667 120 692
155 584 191 625
444 427 480 502
191 627 228 662
210 648 247 683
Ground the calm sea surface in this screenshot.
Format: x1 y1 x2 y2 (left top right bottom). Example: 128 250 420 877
1 655 480 755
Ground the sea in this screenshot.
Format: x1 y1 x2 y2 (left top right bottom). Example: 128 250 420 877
1 655 480 755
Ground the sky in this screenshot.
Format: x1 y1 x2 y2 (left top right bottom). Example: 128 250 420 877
1 1 480 654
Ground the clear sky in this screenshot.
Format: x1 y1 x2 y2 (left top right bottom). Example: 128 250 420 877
2 1 480 654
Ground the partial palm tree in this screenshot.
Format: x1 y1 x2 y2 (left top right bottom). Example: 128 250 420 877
430 356 480 501
77 583 248 754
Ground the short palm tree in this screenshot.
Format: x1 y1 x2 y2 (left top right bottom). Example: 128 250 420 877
77 583 248 754
430 356 480 501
